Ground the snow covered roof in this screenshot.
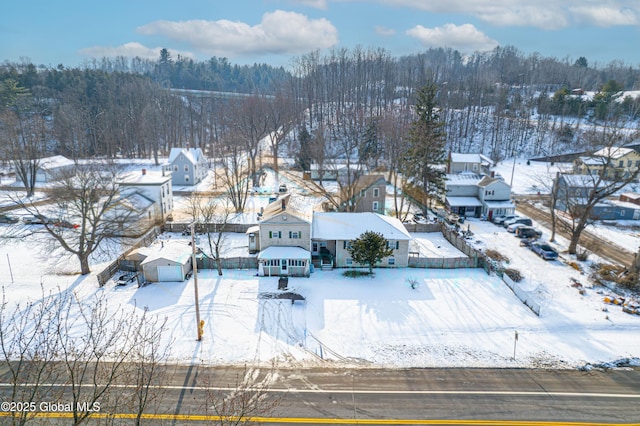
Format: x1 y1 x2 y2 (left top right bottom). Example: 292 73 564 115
140 241 192 265
168 147 205 164
38 155 75 170
115 190 155 213
578 156 609 166
446 196 484 207
483 200 515 208
257 246 310 260
246 225 260 234
450 153 494 166
120 169 171 186
593 147 635 159
311 212 412 241
445 173 483 185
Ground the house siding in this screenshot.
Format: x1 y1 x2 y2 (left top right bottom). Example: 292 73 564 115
335 239 409 268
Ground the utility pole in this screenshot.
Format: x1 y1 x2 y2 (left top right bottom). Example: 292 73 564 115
190 222 203 341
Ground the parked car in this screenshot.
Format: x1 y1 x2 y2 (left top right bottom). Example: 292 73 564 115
22 214 51 225
113 273 136 286
506 222 527 233
0 214 19 224
278 184 288 193
53 220 79 229
503 217 532 228
515 226 542 239
493 214 517 225
531 242 559 260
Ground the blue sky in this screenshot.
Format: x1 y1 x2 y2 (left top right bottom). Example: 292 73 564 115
2 0 640 69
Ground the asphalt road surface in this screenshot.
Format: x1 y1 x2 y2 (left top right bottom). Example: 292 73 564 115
2 365 639 424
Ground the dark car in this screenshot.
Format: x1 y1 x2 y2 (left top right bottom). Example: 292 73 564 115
531 242 559 260
0 214 19 224
22 214 51 225
515 226 542 239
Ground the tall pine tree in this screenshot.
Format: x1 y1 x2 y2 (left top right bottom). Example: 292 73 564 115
402 82 447 209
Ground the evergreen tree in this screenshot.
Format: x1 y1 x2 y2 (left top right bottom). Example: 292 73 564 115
347 231 394 275
402 82 447 208
296 125 312 171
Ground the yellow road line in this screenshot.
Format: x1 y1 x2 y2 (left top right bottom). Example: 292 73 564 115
1 412 638 425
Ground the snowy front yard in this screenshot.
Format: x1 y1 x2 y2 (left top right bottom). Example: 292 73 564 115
3 226 639 369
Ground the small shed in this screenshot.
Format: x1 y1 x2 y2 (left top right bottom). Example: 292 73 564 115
140 243 192 282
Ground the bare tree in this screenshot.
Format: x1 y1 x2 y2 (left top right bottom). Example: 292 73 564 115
200 197 233 276
11 163 141 274
219 142 252 213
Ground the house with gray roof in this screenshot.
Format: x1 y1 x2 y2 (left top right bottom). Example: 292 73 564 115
164 148 208 186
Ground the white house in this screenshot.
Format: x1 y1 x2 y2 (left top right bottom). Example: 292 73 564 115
164 148 208 186
311 212 412 269
118 169 173 222
35 155 76 182
443 173 514 220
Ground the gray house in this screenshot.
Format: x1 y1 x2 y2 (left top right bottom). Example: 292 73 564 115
164 148 208 186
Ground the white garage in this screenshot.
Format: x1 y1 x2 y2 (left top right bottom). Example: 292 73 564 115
140 243 192 283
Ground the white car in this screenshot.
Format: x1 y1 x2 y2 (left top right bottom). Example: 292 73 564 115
507 222 527 233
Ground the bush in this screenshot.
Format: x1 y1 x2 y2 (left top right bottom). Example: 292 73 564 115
342 270 372 278
485 249 510 263
504 268 523 282
576 248 590 261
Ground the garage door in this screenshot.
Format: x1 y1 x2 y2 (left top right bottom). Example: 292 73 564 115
157 265 183 282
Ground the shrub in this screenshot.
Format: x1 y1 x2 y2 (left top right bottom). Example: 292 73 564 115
576 248 590 261
504 268 523 282
485 249 509 263
342 270 371 278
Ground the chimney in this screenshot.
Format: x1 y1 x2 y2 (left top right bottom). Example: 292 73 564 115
142 169 147 175
490 171 495 178
281 199 286 211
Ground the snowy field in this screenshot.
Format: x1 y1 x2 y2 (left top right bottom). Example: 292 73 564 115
2 227 639 370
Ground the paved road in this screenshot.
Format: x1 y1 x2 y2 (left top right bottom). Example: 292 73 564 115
514 196 636 267
2 365 639 424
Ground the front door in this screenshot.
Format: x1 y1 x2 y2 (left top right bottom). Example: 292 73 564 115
281 259 288 275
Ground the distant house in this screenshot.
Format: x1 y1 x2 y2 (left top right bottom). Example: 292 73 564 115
35 155 76 182
106 189 157 236
119 169 173 223
340 174 387 214
447 152 494 175
164 148 208 186
443 173 514 220
140 242 192 282
311 212 412 269
255 194 311 277
552 173 640 220
573 147 640 180
309 161 368 181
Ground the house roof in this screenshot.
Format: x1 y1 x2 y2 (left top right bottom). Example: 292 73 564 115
593 147 635 159
116 189 155 213
38 155 75 170
311 212 411 241
257 246 310 260
140 241 192 266
450 153 494 166
120 170 171 186
353 174 386 190
168 147 205 165
446 196 484 207
445 173 483 185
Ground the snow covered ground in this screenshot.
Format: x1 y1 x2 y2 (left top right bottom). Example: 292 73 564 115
1 225 639 370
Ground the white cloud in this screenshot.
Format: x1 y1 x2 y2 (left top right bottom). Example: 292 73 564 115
569 5 638 26
378 0 640 29
291 0 329 9
406 23 498 52
78 42 194 60
137 10 339 57
375 26 396 36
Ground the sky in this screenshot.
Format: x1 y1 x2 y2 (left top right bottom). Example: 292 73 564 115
2 1 640 70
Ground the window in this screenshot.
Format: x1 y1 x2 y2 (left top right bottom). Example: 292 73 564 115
345 258 353 265
373 201 379 211
185 175 189 182
173 165 178 172
343 241 352 249
388 257 396 265
184 165 189 172
373 188 380 198
269 231 281 238
289 231 302 239
619 160 624 167
387 241 399 250
360 189 366 197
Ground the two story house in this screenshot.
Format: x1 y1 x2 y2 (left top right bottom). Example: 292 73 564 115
119 169 173 224
443 173 514 220
447 152 494 175
573 147 640 180
255 195 311 277
340 174 386 214
164 147 208 186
